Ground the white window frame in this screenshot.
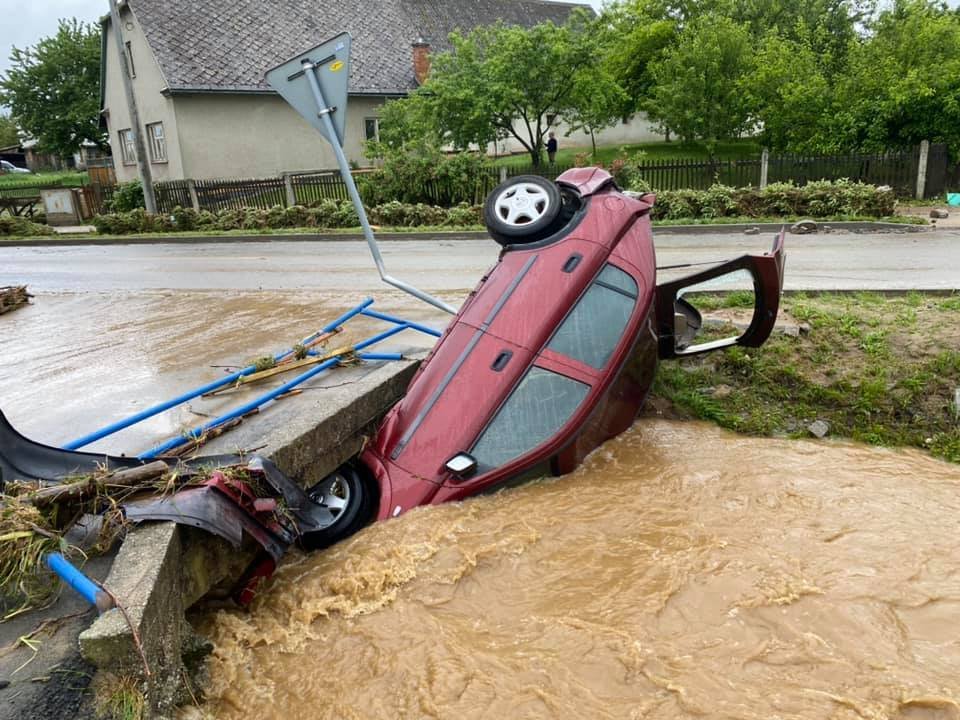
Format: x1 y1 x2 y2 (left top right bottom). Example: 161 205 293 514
119 128 136 165
146 121 167 163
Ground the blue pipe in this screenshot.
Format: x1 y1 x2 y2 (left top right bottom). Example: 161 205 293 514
65 299 375 450
139 356 342 458
46 553 114 612
358 352 404 361
360 308 444 338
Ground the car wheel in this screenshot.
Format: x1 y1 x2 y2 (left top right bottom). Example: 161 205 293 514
299 464 375 551
484 175 563 246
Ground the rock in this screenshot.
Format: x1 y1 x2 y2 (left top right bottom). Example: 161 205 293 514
790 219 818 235
780 324 801 338
930 209 950 219
823 225 832 233
744 226 760 235
807 420 830 438
713 384 733 399
799 323 812 335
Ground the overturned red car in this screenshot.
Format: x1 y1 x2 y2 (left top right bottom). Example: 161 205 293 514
309 167 786 546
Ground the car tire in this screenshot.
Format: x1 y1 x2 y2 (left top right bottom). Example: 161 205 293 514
484 175 563 246
299 464 375 551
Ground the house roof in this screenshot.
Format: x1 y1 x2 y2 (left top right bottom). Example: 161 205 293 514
125 0 589 96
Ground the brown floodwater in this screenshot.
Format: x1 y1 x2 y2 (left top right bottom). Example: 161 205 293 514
190 420 960 720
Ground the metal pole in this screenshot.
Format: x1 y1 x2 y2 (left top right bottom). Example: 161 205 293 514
108 0 156 213
916 140 930 200
300 59 456 315
65 298 374 449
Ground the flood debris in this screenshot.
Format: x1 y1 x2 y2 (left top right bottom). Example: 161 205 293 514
0 285 31 315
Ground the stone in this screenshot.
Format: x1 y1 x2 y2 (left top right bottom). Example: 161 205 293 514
780 324 801 338
930 209 950 219
744 226 760 235
713 384 733 399
791 220 818 235
808 420 830 438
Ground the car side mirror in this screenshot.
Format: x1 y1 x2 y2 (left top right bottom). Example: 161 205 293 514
445 453 478 480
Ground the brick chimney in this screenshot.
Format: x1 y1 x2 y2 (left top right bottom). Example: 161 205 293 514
412 37 431 85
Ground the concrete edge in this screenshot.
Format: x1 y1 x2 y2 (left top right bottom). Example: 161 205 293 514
0 220 941 247
76 353 425 718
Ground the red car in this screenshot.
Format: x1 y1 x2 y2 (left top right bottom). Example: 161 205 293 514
303 168 786 548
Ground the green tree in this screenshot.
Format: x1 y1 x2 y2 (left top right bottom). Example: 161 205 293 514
0 114 19 148
0 19 104 157
563 65 629 155
647 14 754 150
407 14 596 165
829 0 960 153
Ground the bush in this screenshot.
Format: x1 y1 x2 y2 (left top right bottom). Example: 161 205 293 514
92 201 484 235
358 151 493 206
107 180 145 212
0 216 56 237
646 180 896 221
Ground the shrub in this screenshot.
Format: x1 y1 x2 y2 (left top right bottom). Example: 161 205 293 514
646 180 896 221
92 201 484 235
107 180 145 212
358 151 493 206
0 216 56 237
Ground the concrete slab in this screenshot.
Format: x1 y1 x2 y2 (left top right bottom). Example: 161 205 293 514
77 352 423 717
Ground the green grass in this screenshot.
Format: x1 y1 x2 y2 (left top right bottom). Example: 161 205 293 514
0 171 88 188
493 139 762 167
651 293 960 464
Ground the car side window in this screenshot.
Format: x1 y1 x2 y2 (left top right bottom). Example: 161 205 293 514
471 367 589 470
546 264 638 369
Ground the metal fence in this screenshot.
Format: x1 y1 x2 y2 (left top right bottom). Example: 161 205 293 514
139 145 945 214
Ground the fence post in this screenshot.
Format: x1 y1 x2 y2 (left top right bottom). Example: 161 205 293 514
760 148 769 190
916 140 930 200
187 179 200 211
499 166 508 183
282 172 296 207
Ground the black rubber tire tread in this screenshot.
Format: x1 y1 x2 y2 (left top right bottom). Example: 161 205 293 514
299 463 376 551
484 175 563 246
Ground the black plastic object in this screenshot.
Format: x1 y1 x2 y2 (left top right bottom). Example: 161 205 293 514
0 409 144 490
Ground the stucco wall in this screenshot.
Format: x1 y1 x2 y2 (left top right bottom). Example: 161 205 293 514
172 94 385 179
102 7 184 183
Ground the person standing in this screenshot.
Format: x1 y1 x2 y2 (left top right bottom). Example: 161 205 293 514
546 132 558 164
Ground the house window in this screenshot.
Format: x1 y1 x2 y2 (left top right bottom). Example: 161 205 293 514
125 41 136 78
146 122 166 163
546 114 557 127
471 367 589 470
364 117 380 142
546 264 638 369
119 128 136 165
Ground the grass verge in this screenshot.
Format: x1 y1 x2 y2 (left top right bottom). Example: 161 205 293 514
650 292 960 464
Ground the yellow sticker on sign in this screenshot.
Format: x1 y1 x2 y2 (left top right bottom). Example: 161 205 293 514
329 60 344 73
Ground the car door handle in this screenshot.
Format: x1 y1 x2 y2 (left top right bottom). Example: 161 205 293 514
491 351 513 372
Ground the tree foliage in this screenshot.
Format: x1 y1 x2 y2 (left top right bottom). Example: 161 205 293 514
0 19 104 157
394 11 611 165
0 114 19 148
647 14 754 148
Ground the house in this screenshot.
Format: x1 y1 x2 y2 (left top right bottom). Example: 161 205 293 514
101 0 662 183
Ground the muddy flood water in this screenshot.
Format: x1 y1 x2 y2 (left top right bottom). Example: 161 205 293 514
191 420 960 720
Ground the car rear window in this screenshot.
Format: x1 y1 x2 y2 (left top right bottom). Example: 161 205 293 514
471 367 588 469
546 264 638 368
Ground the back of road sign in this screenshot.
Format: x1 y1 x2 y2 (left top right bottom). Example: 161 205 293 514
265 33 351 146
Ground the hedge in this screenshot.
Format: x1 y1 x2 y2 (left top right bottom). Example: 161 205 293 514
0 217 56 237
91 200 483 235
89 180 897 235
643 180 897 221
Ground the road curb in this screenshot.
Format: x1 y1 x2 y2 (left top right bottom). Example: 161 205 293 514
0 221 936 247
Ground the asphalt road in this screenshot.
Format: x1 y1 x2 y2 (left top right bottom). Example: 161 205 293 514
2 227 959 294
